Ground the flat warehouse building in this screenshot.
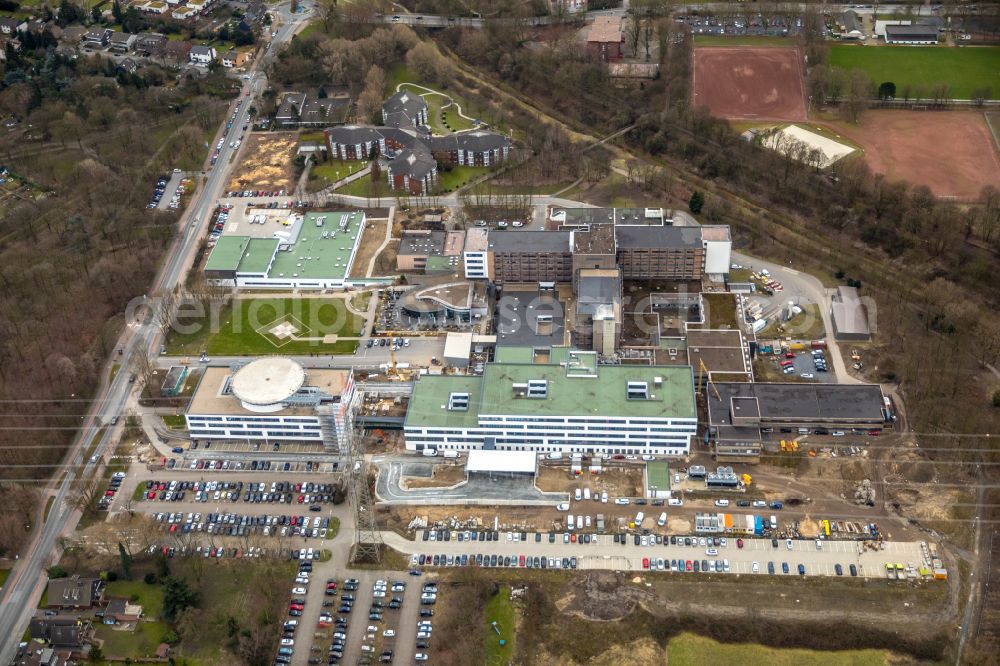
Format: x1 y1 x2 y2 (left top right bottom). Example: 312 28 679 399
706 382 888 432
404 350 698 456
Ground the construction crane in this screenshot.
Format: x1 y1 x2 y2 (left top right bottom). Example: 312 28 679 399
697 359 721 402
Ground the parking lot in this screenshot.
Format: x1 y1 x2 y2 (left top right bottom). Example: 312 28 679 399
395 531 930 580
281 564 433 666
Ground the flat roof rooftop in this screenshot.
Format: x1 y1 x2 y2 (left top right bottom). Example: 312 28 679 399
406 362 696 428
399 231 446 257
189 366 351 416
230 357 306 406
204 236 249 273
403 375 483 429
467 449 537 474
479 363 696 420
496 291 567 348
616 225 702 249
488 231 571 253
707 382 885 425
268 212 363 280
645 460 671 490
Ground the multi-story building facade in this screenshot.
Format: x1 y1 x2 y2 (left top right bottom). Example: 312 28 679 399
404 351 698 456
185 359 355 451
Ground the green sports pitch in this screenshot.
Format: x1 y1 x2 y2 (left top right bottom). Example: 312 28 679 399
829 45 1000 100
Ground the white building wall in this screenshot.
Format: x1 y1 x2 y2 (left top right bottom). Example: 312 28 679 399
186 414 323 441
703 239 732 277
464 251 488 279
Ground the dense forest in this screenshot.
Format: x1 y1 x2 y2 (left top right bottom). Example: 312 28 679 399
0 38 231 554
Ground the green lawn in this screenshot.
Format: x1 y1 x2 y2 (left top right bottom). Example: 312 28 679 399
386 64 419 96
165 298 364 356
484 585 516 664
434 166 491 193
96 621 172 660
313 160 369 187
161 414 186 429
694 35 798 47
441 106 477 132
668 633 889 666
828 45 1000 100
106 578 165 618
335 173 382 197
0 569 10 589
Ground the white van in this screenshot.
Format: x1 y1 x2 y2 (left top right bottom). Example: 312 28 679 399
769 515 778 529
585 515 592 528
657 512 667 527
547 452 563 460
556 502 570 511
714 499 730 507
577 515 583 530
668 498 684 507
635 512 645 526
574 488 582 501
797 428 809 434
601 491 608 503
422 448 438 457
567 515 575 530
443 450 460 459
583 488 591 501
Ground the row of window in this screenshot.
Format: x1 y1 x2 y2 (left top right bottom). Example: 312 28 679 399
189 415 318 424
407 443 687 456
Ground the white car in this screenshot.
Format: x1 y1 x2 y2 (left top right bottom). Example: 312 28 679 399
415 654 428 662
706 548 718 556
512 221 524 227
751 561 760 574
614 498 630 505
668 498 684 506
556 502 570 511
280 638 294 646
786 539 794 550
291 587 306 594
800 373 814 379
752 500 767 507
714 499 730 507
383 629 395 637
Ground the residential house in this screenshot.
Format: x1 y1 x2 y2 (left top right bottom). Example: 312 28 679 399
221 49 251 68
171 5 200 19
118 57 139 74
0 17 25 35
45 576 103 609
586 16 624 62
13 646 69 666
189 44 216 65
103 598 143 625
28 616 91 653
276 92 349 127
59 25 87 44
838 10 864 39
135 31 167 56
161 39 192 65
884 24 938 44
109 30 137 53
81 27 112 49
136 0 169 13
244 1 266 22
386 148 438 196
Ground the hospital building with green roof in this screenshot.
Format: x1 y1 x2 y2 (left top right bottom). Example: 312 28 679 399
204 211 366 290
404 350 698 457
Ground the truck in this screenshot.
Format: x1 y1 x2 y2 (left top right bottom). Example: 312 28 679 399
657 512 667 527
443 451 460 459
422 448 438 457
567 515 575 530
810 340 828 349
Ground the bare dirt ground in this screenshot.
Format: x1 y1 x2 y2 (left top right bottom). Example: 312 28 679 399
535 467 643 497
402 464 467 489
348 219 389 278
693 47 807 121
823 110 1000 198
227 133 298 192
372 239 400 277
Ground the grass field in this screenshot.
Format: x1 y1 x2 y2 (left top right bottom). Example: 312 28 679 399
166 298 363 356
0 569 9 589
828 45 1000 100
335 172 378 197
161 414 186 429
484 585 516 664
668 633 889 666
435 166 490 193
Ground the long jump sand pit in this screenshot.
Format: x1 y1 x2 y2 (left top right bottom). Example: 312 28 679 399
827 110 1000 199
694 47 807 121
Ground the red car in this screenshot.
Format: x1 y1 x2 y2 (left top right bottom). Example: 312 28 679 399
867 430 881 436
570 534 576 543
169 524 177 533
737 538 744 549
784 352 795 359
147 491 156 499
518 555 526 567
298 495 305 504
685 560 693 572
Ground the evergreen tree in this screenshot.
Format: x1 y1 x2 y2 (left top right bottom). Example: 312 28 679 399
688 190 704 215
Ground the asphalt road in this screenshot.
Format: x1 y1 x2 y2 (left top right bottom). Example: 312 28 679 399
373 458 569 505
0 3 314 659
